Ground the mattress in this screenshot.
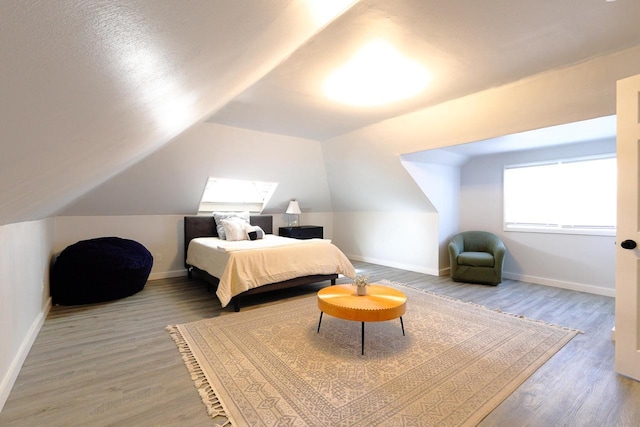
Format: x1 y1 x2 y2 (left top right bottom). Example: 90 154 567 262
187 235 355 307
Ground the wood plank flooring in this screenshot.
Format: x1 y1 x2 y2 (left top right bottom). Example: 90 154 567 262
1 261 639 426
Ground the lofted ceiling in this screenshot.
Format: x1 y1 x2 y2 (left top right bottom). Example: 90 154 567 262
2 0 640 225
0 0 353 225
209 0 640 140
402 115 617 166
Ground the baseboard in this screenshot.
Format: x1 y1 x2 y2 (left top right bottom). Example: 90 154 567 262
342 259 614 297
346 254 440 277
503 272 615 297
148 269 188 281
439 267 451 277
0 296 52 413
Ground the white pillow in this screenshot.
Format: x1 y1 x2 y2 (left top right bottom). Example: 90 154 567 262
213 212 250 239
220 218 249 241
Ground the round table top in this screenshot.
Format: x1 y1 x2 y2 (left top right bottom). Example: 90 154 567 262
317 284 406 322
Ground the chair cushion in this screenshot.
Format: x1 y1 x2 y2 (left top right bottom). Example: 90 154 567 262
457 251 494 267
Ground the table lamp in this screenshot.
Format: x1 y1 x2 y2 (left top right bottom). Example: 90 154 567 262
286 200 301 227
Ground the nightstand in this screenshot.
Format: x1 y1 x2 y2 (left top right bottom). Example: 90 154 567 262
279 225 323 239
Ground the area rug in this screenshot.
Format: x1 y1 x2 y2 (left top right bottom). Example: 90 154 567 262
167 280 579 426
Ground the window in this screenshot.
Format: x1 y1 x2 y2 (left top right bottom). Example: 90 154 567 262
197 177 277 214
503 155 616 235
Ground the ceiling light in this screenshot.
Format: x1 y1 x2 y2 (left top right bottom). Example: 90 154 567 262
324 40 430 106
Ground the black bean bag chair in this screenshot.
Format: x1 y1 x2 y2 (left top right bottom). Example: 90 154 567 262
51 237 153 305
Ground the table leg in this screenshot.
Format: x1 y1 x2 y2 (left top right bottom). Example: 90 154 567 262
317 312 323 333
361 322 365 355
400 316 405 336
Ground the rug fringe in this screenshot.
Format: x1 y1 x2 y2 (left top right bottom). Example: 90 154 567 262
166 325 232 427
380 279 584 334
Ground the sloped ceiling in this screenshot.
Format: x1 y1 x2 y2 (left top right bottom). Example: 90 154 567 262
0 0 356 226
61 123 335 216
2 0 640 225
209 0 640 140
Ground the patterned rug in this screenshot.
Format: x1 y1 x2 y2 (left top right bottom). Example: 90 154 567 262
167 280 579 426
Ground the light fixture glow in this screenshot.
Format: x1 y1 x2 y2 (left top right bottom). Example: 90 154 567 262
324 40 430 106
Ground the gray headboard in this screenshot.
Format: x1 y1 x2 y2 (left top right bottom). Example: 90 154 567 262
183 215 273 267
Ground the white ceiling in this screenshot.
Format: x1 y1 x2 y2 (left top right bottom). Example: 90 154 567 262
402 115 617 166
2 0 640 225
0 0 346 225
208 0 640 140
445 115 617 155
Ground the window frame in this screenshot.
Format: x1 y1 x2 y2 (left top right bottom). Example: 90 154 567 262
197 177 277 214
502 154 616 236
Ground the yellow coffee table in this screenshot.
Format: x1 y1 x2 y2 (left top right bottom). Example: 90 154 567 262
317 283 406 355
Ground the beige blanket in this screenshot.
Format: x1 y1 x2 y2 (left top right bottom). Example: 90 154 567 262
187 236 355 307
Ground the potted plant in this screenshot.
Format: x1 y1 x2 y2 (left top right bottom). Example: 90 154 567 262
354 274 369 296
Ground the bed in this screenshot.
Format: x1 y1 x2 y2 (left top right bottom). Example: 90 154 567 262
184 215 355 311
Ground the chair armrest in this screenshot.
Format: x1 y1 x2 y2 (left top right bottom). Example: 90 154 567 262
490 239 506 278
448 235 464 269
493 243 506 265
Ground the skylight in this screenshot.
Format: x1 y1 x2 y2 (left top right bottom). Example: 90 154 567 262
197 177 277 214
324 40 430 106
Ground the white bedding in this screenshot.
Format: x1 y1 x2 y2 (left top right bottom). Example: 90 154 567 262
186 235 355 307
190 234 323 253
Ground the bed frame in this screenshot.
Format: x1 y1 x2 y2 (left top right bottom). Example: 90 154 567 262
184 215 337 311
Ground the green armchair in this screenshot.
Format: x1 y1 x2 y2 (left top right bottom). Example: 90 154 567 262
448 231 506 285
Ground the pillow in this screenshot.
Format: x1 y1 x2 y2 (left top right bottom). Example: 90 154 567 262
213 212 250 239
244 224 265 241
220 218 249 241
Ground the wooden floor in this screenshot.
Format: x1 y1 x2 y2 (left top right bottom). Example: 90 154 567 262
1 261 639 426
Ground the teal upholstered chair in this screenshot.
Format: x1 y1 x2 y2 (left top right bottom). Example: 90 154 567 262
448 231 506 285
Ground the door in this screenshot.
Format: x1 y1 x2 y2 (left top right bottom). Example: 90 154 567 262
615 74 640 380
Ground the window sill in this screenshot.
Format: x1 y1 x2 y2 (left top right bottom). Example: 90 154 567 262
504 225 615 237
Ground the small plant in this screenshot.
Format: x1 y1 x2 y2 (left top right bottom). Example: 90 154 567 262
354 274 369 288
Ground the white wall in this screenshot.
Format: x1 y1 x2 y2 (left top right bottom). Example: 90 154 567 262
460 139 616 296
322 122 440 276
54 212 335 280
60 123 334 217
320 45 640 284
332 211 440 276
401 161 461 274
54 215 187 279
0 219 54 411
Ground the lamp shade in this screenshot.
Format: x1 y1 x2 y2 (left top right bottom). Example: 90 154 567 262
286 200 301 215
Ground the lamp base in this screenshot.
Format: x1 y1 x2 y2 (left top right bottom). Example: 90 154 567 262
287 214 300 227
